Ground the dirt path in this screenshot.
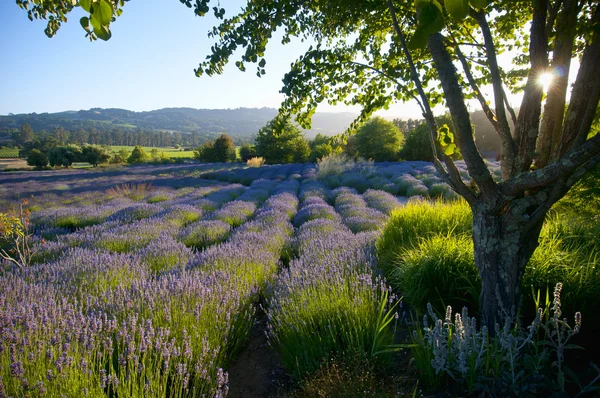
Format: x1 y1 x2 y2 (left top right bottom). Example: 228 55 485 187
227 312 291 398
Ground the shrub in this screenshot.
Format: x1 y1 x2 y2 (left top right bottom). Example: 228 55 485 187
81 144 111 166
399 122 433 161
127 145 149 164
26 149 48 168
179 220 231 250
239 144 257 162
213 133 237 162
392 234 479 315
247 157 265 167
48 144 83 167
255 116 310 164
376 200 472 275
410 284 592 396
354 116 404 161
194 141 218 162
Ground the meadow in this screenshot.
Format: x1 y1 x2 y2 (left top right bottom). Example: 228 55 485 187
0 160 597 397
109 146 195 159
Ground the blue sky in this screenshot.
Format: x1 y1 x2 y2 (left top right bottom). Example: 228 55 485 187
0 0 432 119
1 2 560 120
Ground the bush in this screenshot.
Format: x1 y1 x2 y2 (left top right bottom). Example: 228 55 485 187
309 143 334 162
213 133 237 162
81 144 111 167
194 141 218 162
127 145 149 164
26 149 48 168
392 234 479 315
255 116 310 164
48 145 82 167
239 144 257 162
354 117 403 161
410 284 590 396
247 157 265 167
399 123 433 161
376 200 472 275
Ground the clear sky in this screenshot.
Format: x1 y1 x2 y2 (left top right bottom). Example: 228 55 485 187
0 0 431 119
1 2 573 120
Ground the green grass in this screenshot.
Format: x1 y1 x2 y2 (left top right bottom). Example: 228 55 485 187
108 145 195 158
378 199 600 328
376 199 472 275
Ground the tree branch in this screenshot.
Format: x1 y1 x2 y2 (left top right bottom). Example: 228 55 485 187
502 87 518 126
387 0 475 202
428 33 498 199
502 132 600 197
473 10 516 179
454 45 499 131
536 0 578 168
559 5 600 155
514 0 549 172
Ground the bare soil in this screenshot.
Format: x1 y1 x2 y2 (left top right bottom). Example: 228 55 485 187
227 312 291 398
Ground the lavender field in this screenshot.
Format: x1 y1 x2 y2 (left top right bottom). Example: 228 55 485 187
0 160 493 397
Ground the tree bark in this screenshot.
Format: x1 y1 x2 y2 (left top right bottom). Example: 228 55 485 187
471 198 546 332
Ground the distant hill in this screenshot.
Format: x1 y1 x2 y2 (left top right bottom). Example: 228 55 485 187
0 107 505 153
0 107 358 139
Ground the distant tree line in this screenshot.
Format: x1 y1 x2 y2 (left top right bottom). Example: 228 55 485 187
7 124 249 150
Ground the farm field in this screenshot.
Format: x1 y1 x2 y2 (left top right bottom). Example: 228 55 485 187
109 145 195 158
0 147 19 158
0 160 598 397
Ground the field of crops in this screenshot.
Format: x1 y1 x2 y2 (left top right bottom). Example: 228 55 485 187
109 146 195 158
0 147 19 158
0 160 497 396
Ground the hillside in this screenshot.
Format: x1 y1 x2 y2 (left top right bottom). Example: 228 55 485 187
0 107 358 139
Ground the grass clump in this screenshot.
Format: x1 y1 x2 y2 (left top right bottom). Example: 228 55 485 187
392 234 479 315
376 199 472 275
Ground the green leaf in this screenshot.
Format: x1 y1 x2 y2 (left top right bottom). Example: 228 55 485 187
469 0 489 9
258 58 266 68
94 25 112 41
79 0 91 12
408 27 428 50
446 0 469 20
80 16 91 32
92 0 113 26
443 143 456 155
419 1 444 34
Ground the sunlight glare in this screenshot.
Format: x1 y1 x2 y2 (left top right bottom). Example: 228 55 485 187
538 72 554 92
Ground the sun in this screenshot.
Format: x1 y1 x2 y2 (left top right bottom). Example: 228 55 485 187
538 72 555 92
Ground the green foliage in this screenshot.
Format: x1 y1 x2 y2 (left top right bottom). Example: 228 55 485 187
354 117 404 162
309 143 334 162
213 133 237 162
193 142 212 162
48 144 83 167
127 145 149 164
379 201 600 332
26 149 49 168
239 144 257 162
81 144 111 166
392 234 480 315
110 148 129 164
376 200 472 275
255 116 310 164
399 123 434 161
410 285 586 396
17 0 126 41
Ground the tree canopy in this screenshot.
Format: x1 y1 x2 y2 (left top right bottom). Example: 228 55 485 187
354 116 404 161
255 117 310 164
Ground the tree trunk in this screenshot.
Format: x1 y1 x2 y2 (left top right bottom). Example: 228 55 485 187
471 199 546 333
